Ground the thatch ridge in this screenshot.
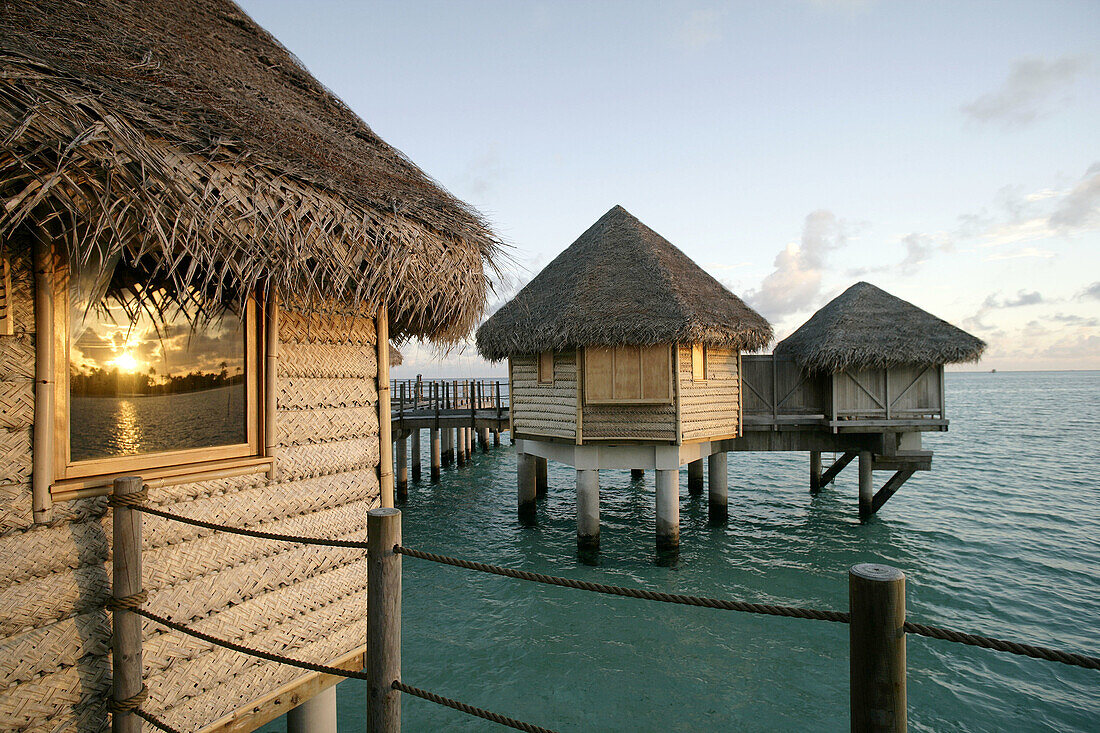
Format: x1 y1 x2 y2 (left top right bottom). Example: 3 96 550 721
0 0 502 340
774 281 985 372
476 205 772 360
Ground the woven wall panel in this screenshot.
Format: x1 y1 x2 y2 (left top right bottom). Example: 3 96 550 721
0 515 109 587
583 403 676 441
0 379 33 431
0 335 34 382
151 618 365 730
277 406 378 447
278 311 376 345
8 257 33 334
278 341 377 379
0 608 109 689
278 377 376 411
0 657 109 733
277 438 380 479
0 427 31 486
0 493 106 539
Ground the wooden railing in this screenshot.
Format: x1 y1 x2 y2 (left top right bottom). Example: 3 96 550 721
390 377 509 417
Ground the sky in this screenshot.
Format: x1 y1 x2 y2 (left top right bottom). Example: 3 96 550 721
239 0 1100 376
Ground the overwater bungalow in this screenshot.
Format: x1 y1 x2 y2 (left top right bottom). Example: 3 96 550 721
0 1 498 731
476 204 772 553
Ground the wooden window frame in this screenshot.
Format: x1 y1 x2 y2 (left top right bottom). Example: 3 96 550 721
583 345 674 405
691 344 708 382
50 256 266 493
537 350 554 385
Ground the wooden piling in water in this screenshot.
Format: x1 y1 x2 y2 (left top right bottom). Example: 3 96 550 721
859 451 873 522
441 426 453 467
535 456 548 498
517 452 537 524
411 429 421 482
111 476 143 733
429 428 441 482
395 434 407 503
849 563 906 733
480 427 490 453
708 452 728 522
655 469 679 554
688 459 704 495
493 428 500 447
456 427 466 466
631 469 645 480
367 508 401 733
810 450 822 493
577 469 600 552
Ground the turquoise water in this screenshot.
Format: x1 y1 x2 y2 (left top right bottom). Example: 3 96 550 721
263 371 1099 731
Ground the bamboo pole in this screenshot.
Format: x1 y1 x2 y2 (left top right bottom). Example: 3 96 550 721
376 307 394 508
265 291 279 481
367 508 401 733
112 476 144 733
31 232 53 523
850 563 906 732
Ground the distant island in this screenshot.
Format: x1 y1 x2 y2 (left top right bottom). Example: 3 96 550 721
70 365 244 397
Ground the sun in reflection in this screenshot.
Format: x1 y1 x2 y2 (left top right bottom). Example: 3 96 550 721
112 351 140 373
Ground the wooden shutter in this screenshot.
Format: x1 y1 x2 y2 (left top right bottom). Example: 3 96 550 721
585 345 671 403
692 344 705 381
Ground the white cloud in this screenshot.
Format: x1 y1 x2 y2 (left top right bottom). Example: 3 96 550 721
983 246 1056 262
961 55 1090 127
745 210 849 319
676 8 724 50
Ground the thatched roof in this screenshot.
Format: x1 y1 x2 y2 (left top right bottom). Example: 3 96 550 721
476 205 771 360
389 345 403 367
0 0 501 340
774 281 985 372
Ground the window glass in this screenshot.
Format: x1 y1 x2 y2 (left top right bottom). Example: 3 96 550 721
69 282 247 462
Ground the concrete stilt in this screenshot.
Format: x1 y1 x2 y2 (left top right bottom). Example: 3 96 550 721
517 452 537 525
655 469 680 554
456 428 466 466
395 434 408 503
576 469 600 552
535 456 548 499
859 451 874 522
480 427 490 453
708 452 728 522
687 459 704 495
288 684 337 733
441 428 453 467
411 429 421 482
493 428 501 446
466 425 474 457
630 469 645 480
810 450 822 493
429 428 441 482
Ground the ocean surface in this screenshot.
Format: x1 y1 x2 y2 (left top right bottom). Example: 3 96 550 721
261 371 1099 732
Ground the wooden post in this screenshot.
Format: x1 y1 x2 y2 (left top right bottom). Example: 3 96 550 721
429 428 441 482
442 425 453 467
411 429 421 482
456 427 466 467
395 434 407 503
850 563 906 733
376 308 394 508
112 476 144 733
708 452 728 523
465 423 474 457
367 508 401 733
576 469 599 552
288 685 337 733
655 469 679 554
859 451 874 522
517 452 537 525
631 469 645 480
264 290 279 482
810 451 823 493
493 428 500 447
687 459 704 495
535 456 548 499
495 380 502 420
31 232 54 524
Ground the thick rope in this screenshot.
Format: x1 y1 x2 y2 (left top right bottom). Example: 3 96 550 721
394 681 558 733
134 607 370 680
132 504 371 548
394 545 850 623
107 590 148 612
904 622 1100 670
107 487 149 507
135 709 186 733
106 683 147 714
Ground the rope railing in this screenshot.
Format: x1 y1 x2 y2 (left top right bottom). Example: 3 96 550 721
107 481 1099 733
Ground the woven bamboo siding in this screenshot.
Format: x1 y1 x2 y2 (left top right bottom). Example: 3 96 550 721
512 353 578 439
582 401 677 441
678 345 741 442
0 256 381 732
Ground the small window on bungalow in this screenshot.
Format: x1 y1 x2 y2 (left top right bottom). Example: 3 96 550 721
691 344 708 382
538 351 554 385
584 345 672 403
60 256 261 480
